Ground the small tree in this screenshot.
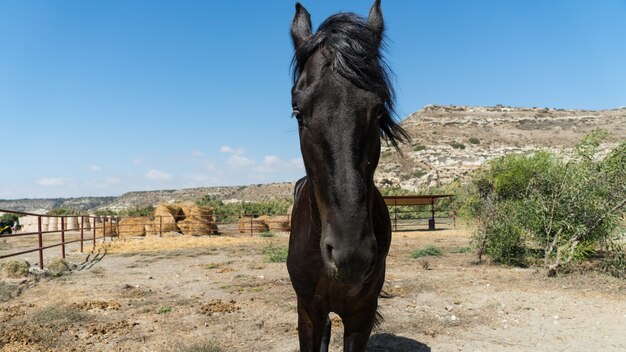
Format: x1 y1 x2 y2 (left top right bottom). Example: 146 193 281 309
463 131 625 276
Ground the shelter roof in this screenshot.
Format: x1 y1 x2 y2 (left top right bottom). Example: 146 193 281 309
383 195 454 206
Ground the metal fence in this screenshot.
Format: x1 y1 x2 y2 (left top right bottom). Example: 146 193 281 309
1 207 455 269
0 209 117 269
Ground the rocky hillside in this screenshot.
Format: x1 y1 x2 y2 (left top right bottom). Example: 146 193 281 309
0 197 116 215
2 106 623 214
101 183 294 212
0 183 294 214
375 105 625 191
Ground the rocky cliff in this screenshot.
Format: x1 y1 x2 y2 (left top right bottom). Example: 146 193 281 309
375 105 625 191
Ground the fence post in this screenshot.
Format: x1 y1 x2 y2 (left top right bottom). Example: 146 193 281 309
250 215 253 236
61 217 66 259
92 217 96 248
102 217 107 242
159 216 163 237
80 216 84 253
109 217 113 241
394 205 398 232
38 216 44 269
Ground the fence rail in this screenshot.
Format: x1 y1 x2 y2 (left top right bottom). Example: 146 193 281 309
1 207 455 269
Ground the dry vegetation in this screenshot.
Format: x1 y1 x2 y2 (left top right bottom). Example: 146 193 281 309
1 228 625 352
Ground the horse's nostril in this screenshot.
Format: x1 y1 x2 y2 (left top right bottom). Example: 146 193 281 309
325 243 334 257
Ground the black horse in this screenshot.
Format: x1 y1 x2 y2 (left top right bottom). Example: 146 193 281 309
287 1 409 351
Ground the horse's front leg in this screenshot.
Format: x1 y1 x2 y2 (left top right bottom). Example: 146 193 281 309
341 303 378 352
297 299 331 352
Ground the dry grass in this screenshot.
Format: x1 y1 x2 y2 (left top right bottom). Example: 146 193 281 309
0 282 23 302
0 260 30 279
92 234 265 254
167 337 223 352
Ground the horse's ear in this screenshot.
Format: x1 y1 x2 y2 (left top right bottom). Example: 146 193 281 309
291 3 312 51
367 0 384 45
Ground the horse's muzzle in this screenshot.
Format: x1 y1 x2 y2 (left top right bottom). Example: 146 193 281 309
322 235 377 285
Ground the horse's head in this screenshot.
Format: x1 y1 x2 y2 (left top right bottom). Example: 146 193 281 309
290 1 408 284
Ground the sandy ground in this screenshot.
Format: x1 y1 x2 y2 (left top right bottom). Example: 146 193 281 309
1 228 625 352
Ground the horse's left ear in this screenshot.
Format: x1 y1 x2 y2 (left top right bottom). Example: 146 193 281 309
368 0 384 45
291 3 312 51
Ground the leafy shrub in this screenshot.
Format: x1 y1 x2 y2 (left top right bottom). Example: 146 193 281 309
96 206 155 217
410 245 443 258
197 197 293 222
450 142 466 150
462 131 626 275
158 306 173 314
259 231 275 238
263 243 289 263
468 137 480 145
47 208 81 216
0 213 19 226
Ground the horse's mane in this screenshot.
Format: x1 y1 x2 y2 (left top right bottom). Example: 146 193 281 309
291 13 410 151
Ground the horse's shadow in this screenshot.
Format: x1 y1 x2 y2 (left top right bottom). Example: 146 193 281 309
366 333 431 352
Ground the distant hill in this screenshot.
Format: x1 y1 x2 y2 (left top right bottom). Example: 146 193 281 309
2 105 623 214
375 105 625 191
0 183 294 214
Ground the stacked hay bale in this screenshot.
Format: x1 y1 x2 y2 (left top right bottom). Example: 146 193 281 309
94 216 115 237
48 217 59 232
118 217 149 237
153 204 184 233
238 216 269 234
177 203 218 236
65 216 79 231
264 215 290 232
81 216 91 231
287 204 294 229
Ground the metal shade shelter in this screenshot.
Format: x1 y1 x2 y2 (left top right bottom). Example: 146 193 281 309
383 194 455 231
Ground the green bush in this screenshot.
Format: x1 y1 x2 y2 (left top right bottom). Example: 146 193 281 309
462 131 626 276
197 197 293 222
0 213 19 226
96 206 155 217
158 306 172 314
468 137 480 145
47 208 81 216
410 245 443 258
450 142 466 150
413 144 427 152
263 243 289 263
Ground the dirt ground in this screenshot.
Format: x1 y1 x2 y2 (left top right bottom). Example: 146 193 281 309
1 228 625 352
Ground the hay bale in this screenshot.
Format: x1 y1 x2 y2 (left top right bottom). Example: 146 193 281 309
177 203 218 236
65 216 79 230
94 216 115 237
81 217 91 231
144 222 160 236
118 217 149 237
153 204 184 232
238 216 268 234
265 215 290 232
48 217 58 232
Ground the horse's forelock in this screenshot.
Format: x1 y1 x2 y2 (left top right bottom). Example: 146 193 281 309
291 13 410 151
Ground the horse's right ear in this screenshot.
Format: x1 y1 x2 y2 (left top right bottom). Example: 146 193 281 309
291 3 312 50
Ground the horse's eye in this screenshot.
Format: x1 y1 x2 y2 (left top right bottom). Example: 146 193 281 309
374 105 385 120
292 108 303 122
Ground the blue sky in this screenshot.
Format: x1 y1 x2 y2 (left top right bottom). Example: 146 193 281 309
1 0 625 199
